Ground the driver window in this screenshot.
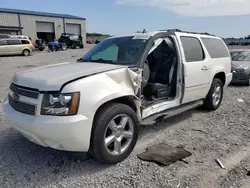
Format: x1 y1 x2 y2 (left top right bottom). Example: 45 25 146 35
91 45 119 61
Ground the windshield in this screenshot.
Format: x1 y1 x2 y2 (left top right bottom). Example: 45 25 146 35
231 51 250 61
79 36 148 65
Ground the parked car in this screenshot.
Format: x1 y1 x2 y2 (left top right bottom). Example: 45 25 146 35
2 30 232 164
0 38 33 56
58 33 84 49
230 49 250 85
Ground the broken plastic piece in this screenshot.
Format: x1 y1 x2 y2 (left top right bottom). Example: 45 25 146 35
215 158 225 169
137 143 192 166
237 98 244 103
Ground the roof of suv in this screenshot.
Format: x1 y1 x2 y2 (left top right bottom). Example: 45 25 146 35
109 29 221 40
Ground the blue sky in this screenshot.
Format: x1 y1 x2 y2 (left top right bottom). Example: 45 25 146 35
1 0 250 38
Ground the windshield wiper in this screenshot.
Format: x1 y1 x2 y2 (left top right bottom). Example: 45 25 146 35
90 58 116 64
77 58 89 62
77 58 117 64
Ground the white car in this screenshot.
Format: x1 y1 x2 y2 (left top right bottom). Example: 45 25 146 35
3 30 232 164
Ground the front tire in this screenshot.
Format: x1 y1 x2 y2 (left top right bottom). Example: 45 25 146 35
202 78 223 111
79 44 84 49
90 103 139 164
71 44 76 49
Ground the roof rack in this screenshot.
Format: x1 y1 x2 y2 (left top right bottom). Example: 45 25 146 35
159 29 215 36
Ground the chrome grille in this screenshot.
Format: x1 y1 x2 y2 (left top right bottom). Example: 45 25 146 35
8 95 36 115
10 84 39 99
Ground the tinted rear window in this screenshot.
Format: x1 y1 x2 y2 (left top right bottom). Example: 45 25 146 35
201 37 229 58
21 40 30 44
180 36 205 62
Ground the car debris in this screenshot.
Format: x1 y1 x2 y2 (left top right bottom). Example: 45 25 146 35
215 158 225 169
237 98 244 102
137 143 192 166
168 178 181 188
191 129 208 134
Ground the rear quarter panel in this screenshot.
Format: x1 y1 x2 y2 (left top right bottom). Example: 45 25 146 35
200 37 232 87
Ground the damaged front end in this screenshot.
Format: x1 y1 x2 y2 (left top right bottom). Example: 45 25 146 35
102 67 144 121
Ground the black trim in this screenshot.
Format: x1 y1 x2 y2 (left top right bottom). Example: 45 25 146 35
10 84 39 99
17 13 22 35
0 25 23 29
12 83 39 92
63 18 66 33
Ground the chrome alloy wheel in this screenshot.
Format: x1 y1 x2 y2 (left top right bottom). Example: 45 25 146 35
212 84 222 106
104 114 134 156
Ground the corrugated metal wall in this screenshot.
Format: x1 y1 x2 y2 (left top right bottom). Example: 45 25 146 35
0 13 19 26
65 18 86 43
20 15 64 41
0 12 86 43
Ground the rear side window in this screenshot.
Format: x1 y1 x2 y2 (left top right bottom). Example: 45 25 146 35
201 37 229 58
180 36 205 62
21 40 30 44
0 40 7 45
7 40 21 45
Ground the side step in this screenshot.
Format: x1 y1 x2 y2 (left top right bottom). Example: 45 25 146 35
140 100 203 125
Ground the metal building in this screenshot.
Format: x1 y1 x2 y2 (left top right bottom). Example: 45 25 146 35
0 8 86 43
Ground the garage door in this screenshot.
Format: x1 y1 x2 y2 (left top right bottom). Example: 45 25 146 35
66 23 80 35
36 21 54 33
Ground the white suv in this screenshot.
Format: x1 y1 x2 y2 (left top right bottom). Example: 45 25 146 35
3 30 232 164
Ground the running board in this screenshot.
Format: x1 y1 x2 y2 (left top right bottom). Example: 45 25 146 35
141 100 203 125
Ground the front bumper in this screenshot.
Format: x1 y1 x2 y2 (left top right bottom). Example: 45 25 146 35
231 72 249 84
3 97 93 152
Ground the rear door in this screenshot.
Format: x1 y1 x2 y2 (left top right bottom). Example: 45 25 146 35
176 34 211 103
7 39 23 55
0 40 9 55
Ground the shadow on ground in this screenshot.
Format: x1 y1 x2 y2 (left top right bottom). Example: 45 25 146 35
0 107 206 187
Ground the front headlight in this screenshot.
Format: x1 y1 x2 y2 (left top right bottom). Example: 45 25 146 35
41 92 80 116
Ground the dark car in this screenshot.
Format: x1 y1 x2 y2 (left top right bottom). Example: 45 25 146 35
230 49 250 85
58 33 84 49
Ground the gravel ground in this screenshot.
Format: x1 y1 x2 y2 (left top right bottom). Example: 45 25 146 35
0 45 250 188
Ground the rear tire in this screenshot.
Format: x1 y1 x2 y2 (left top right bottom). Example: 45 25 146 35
71 44 76 49
202 78 223 111
61 44 67 51
79 44 84 49
22 49 30 56
90 103 139 164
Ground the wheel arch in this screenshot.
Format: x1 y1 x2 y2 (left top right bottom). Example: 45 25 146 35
22 48 31 53
213 71 226 86
93 95 138 123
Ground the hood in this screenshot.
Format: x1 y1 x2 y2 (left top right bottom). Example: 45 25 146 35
12 62 125 91
232 61 250 70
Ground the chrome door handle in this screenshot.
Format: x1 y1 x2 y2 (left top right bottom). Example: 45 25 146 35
201 66 209 71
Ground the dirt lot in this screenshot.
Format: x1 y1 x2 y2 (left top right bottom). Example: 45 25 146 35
0 45 250 188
